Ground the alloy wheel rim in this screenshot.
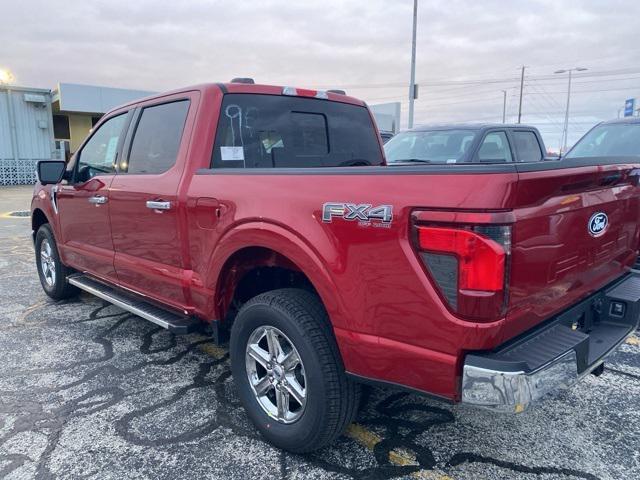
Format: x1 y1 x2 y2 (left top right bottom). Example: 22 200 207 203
245 325 307 424
40 239 56 287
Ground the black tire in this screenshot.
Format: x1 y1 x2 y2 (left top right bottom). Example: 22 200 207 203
230 288 360 453
35 224 79 300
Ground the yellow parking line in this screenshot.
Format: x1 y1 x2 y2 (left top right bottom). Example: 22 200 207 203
345 423 454 479
190 334 227 359
0 211 30 219
389 447 418 466
412 471 455 480
197 343 227 359
345 423 382 450
625 334 639 346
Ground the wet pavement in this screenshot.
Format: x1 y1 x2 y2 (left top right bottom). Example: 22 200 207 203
1 185 639 480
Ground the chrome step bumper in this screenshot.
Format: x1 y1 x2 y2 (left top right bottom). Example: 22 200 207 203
461 273 640 412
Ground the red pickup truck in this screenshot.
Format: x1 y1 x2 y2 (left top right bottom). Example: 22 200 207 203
31 81 640 452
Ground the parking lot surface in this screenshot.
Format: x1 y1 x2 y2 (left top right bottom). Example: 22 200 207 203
1 185 639 480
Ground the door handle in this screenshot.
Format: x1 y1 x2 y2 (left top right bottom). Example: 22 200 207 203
88 195 108 205
146 200 172 211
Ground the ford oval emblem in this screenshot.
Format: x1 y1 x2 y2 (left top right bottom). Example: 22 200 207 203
588 212 608 237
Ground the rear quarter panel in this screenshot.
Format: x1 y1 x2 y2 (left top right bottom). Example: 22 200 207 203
187 168 519 398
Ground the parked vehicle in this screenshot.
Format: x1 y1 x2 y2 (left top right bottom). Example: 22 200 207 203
384 124 549 164
565 117 640 159
379 130 395 144
31 82 640 452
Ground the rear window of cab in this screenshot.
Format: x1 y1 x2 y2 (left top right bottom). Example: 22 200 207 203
211 94 383 169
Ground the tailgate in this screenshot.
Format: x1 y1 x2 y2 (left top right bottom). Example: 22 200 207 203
504 163 640 339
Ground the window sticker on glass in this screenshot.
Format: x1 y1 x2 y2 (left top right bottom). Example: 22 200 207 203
105 136 119 164
220 146 245 161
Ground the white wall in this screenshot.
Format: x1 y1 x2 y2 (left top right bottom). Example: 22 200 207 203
54 83 155 114
0 86 55 185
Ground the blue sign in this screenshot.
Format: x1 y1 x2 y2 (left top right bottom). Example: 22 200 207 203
624 98 635 117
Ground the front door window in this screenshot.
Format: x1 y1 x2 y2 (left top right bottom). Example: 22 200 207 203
76 114 128 182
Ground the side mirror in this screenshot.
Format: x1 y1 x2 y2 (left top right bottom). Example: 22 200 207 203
37 160 66 185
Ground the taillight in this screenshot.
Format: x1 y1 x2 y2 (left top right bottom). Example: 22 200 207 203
416 224 511 321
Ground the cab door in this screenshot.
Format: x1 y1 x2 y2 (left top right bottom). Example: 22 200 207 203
56 112 130 280
108 94 195 311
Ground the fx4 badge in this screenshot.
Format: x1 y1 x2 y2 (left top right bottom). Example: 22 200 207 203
322 203 393 228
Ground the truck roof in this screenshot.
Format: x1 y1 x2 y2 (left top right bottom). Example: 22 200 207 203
408 123 540 132
600 117 640 125
113 82 367 112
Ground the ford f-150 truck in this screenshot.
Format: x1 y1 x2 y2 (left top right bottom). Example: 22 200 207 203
31 81 640 453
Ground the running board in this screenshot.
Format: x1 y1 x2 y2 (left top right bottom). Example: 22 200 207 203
68 274 202 334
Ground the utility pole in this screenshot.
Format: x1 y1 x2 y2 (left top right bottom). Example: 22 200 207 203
408 0 418 129
517 66 526 124
501 90 507 123
561 69 573 153
555 67 588 154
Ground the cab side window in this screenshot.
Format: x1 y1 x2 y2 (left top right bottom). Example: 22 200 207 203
123 100 190 174
76 113 128 182
477 131 512 163
513 131 543 162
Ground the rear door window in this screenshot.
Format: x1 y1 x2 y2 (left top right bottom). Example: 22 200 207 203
211 94 383 168
476 131 512 163
512 131 543 162
123 100 190 174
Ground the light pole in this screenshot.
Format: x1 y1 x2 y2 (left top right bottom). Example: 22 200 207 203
517 65 526 123
555 67 587 153
408 0 418 129
501 89 507 123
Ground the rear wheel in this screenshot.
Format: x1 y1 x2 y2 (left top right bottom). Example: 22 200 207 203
35 224 79 300
230 288 360 452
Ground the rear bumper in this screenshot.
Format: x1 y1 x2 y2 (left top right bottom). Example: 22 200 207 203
461 273 640 412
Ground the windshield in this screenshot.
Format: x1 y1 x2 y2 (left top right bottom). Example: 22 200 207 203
566 123 640 158
384 129 477 164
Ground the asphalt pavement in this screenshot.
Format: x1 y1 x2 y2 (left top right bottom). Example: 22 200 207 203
1 185 639 480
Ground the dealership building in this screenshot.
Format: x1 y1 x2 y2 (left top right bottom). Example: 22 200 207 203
0 83 153 185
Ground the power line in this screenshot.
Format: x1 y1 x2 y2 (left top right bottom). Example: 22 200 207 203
366 85 516 103
316 67 640 90
364 82 638 105
524 86 640 94
523 98 564 130
526 80 569 112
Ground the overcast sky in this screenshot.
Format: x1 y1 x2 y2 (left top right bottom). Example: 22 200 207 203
2 0 639 150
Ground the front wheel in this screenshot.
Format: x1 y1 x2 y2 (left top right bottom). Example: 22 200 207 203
230 288 360 452
35 224 79 300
